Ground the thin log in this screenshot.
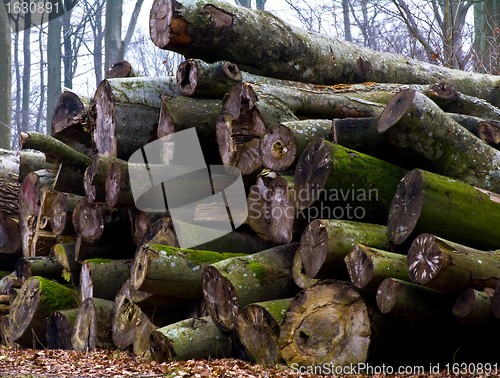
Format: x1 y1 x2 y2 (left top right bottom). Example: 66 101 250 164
9 276 79 347
408 234 500 294
299 219 389 281
80 259 132 301
378 89 500 192
149 316 232 362
376 278 451 322
46 308 79 349
235 298 292 366
72 298 114 351
91 77 178 159
345 244 410 293
149 0 500 106
15 257 64 284
452 288 499 328
50 192 82 236
202 243 299 331
387 169 500 250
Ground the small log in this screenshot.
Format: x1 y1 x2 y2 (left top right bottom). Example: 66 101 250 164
106 60 136 79
176 58 242 98
387 169 500 250
299 219 389 281
9 276 79 347
45 308 79 349
15 257 64 284
376 278 451 322
345 245 409 293
91 77 178 159
408 234 500 294
0 213 21 269
235 298 292 365
203 243 299 332
132 243 246 299
72 297 114 351
378 89 500 192
50 192 81 236
260 120 332 172
133 312 157 357
291 248 318 289
452 288 499 328
80 259 132 301
50 89 92 154
149 316 232 362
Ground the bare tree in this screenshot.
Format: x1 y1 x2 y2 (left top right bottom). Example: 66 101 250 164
473 0 500 74
47 15 62 130
21 12 32 133
0 4 11 147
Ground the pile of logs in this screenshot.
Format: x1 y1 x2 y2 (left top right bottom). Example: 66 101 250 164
1 0 500 370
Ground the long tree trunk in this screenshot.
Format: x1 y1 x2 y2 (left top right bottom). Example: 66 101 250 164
0 5 11 148
150 0 500 106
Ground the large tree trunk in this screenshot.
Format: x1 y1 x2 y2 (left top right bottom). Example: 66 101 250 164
150 0 500 106
387 169 500 250
378 89 500 192
202 243 298 332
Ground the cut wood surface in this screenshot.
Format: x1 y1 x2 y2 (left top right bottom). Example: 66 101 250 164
72 298 114 351
45 308 79 350
452 288 499 328
387 169 500 250
291 248 319 290
150 0 500 105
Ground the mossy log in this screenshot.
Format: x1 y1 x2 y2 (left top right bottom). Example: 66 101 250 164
50 89 92 154
45 308 79 349
452 288 499 328
72 298 115 351
247 172 298 244
132 243 246 299
157 95 222 164
91 77 178 159
378 89 500 192
15 257 64 284
149 0 500 106
260 120 332 172
408 234 500 295
149 316 232 362
294 139 408 225
80 259 132 301
9 276 79 347
299 219 389 281
387 169 500 250
291 248 319 289
202 243 299 332
345 245 410 293
176 58 241 98
375 278 451 322
235 298 292 365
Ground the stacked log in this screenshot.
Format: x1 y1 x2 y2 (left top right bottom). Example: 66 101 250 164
0 0 499 372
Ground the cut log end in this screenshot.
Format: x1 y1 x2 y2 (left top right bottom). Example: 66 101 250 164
105 162 122 208
386 169 424 245
73 200 104 243
46 311 73 350
375 277 401 314
149 329 176 362
345 245 373 289
50 193 69 236
92 80 116 157
9 276 42 341
407 233 444 285
294 139 331 210
429 82 459 103
72 298 96 352
260 124 297 172
106 60 135 79
299 219 329 279
377 89 416 133
292 248 319 289
202 266 238 332
452 288 477 319
51 90 86 135
131 245 150 292
150 0 191 49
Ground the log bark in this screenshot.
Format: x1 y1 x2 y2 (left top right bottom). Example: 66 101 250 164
133 312 157 357
9 276 79 347
15 257 64 284
50 89 92 154
407 234 500 294
80 259 132 301
235 298 292 365
132 243 246 299
149 316 232 362
53 163 85 196
45 308 79 350
18 151 53 182
291 248 319 289
299 219 389 281
149 0 500 106
157 95 222 164
202 243 299 332
376 278 452 322
378 89 500 192
452 288 499 328
91 77 178 159
387 169 500 250
176 58 241 98
294 139 408 225
260 120 332 172
345 245 410 293
72 298 114 351
0 149 22 216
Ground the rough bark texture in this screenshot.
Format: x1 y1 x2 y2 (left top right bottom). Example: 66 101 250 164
378 89 500 192
149 0 500 105
72 298 115 351
45 308 79 350
387 169 500 250
80 259 132 301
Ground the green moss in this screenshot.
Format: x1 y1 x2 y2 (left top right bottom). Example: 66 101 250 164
35 277 79 313
247 261 267 281
151 244 246 265
85 258 114 265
